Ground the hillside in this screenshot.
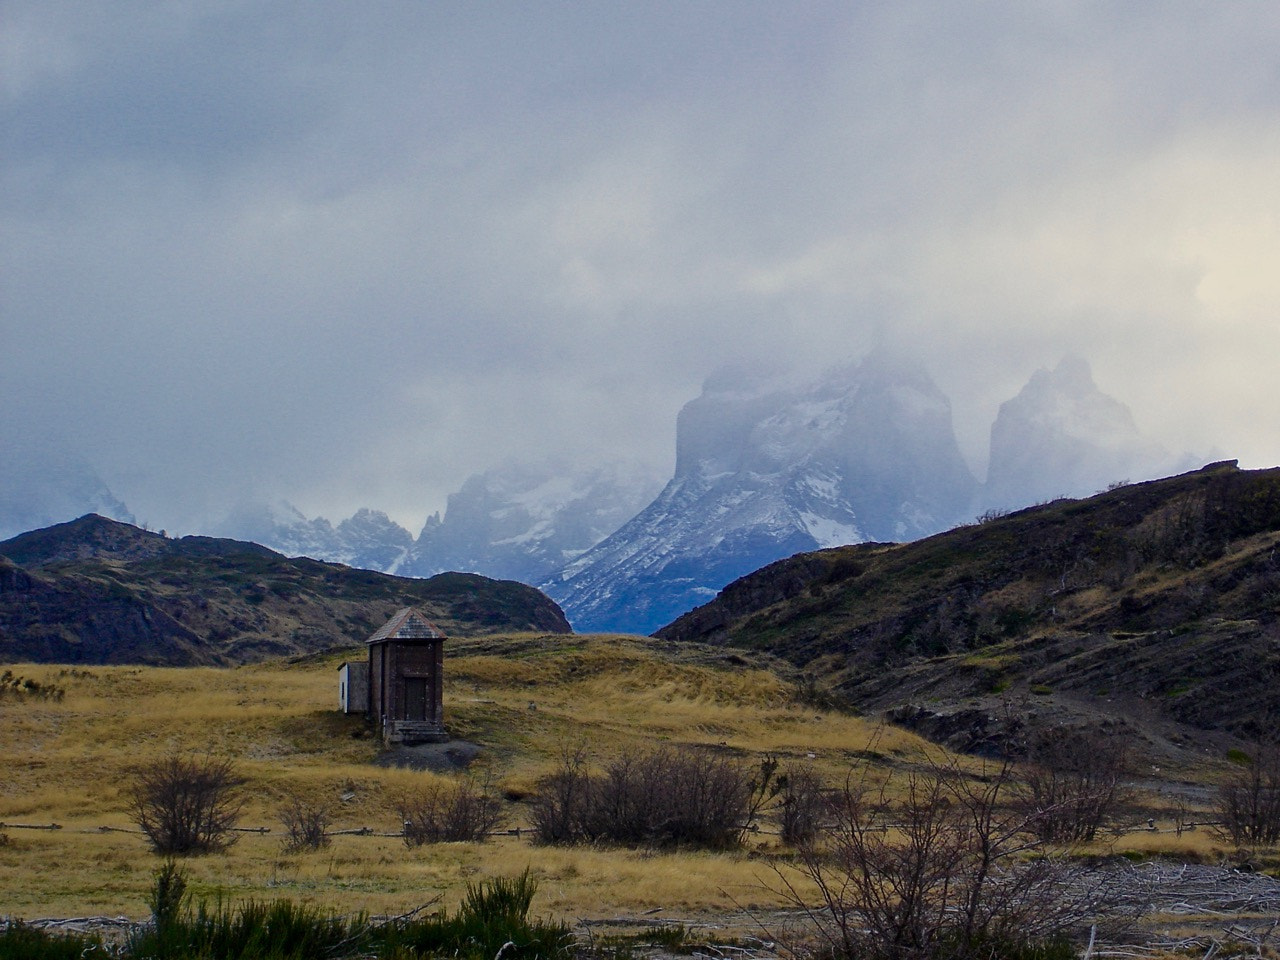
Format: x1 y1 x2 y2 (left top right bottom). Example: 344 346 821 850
0 515 570 666
658 461 1280 748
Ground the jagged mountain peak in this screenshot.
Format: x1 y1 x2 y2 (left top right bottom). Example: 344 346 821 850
984 356 1176 508
544 354 978 635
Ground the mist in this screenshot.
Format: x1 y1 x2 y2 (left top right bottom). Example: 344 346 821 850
4 2 1279 533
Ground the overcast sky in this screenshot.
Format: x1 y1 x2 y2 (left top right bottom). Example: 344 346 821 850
5 2 1280 534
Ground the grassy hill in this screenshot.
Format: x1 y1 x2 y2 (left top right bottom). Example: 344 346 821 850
0 515 570 665
658 461 1280 752
0 634 935 921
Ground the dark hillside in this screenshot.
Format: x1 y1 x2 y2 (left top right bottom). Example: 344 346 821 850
0 515 571 666
658 461 1280 745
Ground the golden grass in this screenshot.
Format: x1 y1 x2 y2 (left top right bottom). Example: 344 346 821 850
1 639 1235 923
0 637 892 921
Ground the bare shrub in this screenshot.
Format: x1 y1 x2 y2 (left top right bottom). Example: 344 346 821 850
397 777 502 846
129 753 245 856
278 792 332 852
527 746 591 844
529 745 771 849
775 753 1095 960
1214 741 1280 845
1014 729 1129 843
777 762 827 846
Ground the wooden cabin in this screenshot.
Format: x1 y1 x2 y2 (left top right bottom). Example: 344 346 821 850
343 606 448 745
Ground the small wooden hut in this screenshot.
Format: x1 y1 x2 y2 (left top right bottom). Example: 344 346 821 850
363 606 448 744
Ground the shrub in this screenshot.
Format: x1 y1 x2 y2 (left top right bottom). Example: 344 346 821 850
397 776 503 846
777 762 827 846
0 923 112 960
375 870 572 960
1013 729 1129 843
129 753 246 855
527 746 591 844
278 791 332 852
1214 741 1280 845
146 859 188 930
775 754 1101 960
529 745 769 849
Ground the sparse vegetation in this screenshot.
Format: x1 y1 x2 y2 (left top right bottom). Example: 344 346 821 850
528 745 771 849
1014 729 1130 843
397 776 503 845
129 753 246 855
776 752 1101 960
777 761 826 846
0 669 64 701
1214 741 1280 845
278 790 332 852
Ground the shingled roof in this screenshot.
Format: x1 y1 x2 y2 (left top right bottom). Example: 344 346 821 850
366 607 446 643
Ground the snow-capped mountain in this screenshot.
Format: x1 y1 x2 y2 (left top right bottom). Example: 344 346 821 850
541 353 979 635
0 448 135 540
213 502 415 573
403 459 664 583
983 357 1185 509
212 459 663 586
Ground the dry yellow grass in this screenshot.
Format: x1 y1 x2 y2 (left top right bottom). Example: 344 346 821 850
0 636 898 921
1 638 1233 923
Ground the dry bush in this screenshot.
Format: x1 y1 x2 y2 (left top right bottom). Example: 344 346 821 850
1014 729 1129 843
529 745 771 849
278 792 332 852
777 761 827 846
1214 741 1280 845
775 754 1096 960
129 753 245 856
396 777 503 846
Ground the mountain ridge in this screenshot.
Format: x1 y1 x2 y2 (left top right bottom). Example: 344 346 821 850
0 514 571 666
656 460 1280 746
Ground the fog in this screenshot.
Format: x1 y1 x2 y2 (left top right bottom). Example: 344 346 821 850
4 2 1279 533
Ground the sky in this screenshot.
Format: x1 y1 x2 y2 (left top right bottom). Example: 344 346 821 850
4 1 1280 535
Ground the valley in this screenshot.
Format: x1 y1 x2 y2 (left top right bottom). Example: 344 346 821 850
0 635 1267 934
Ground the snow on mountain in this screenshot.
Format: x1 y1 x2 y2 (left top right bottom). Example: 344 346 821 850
212 501 414 573
210 459 662 587
542 352 979 635
403 458 664 583
0 448 135 540
983 356 1186 510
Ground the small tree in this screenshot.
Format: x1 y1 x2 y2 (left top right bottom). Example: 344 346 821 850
1215 741 1280 845
130 754 245 855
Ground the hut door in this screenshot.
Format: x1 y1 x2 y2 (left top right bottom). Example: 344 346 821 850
405 678 428 721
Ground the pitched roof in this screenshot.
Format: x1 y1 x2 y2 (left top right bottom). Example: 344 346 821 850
366 607 447 643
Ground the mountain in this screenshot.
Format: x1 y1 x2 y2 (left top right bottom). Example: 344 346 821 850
212 460 662 587
542 354 979 634
657 460 1280 750
0 448 134 540
983 356 1184 509
0 515 571 666
405 459 664 582
214 502 416 574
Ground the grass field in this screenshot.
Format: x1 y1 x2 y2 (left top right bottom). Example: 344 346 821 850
0 635 917 921
0 634 1239 925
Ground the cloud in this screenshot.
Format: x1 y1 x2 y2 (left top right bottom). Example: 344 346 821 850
3 1 1279 532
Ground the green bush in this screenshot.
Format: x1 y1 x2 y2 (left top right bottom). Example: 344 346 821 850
0 923 113 960
118 863 571 960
